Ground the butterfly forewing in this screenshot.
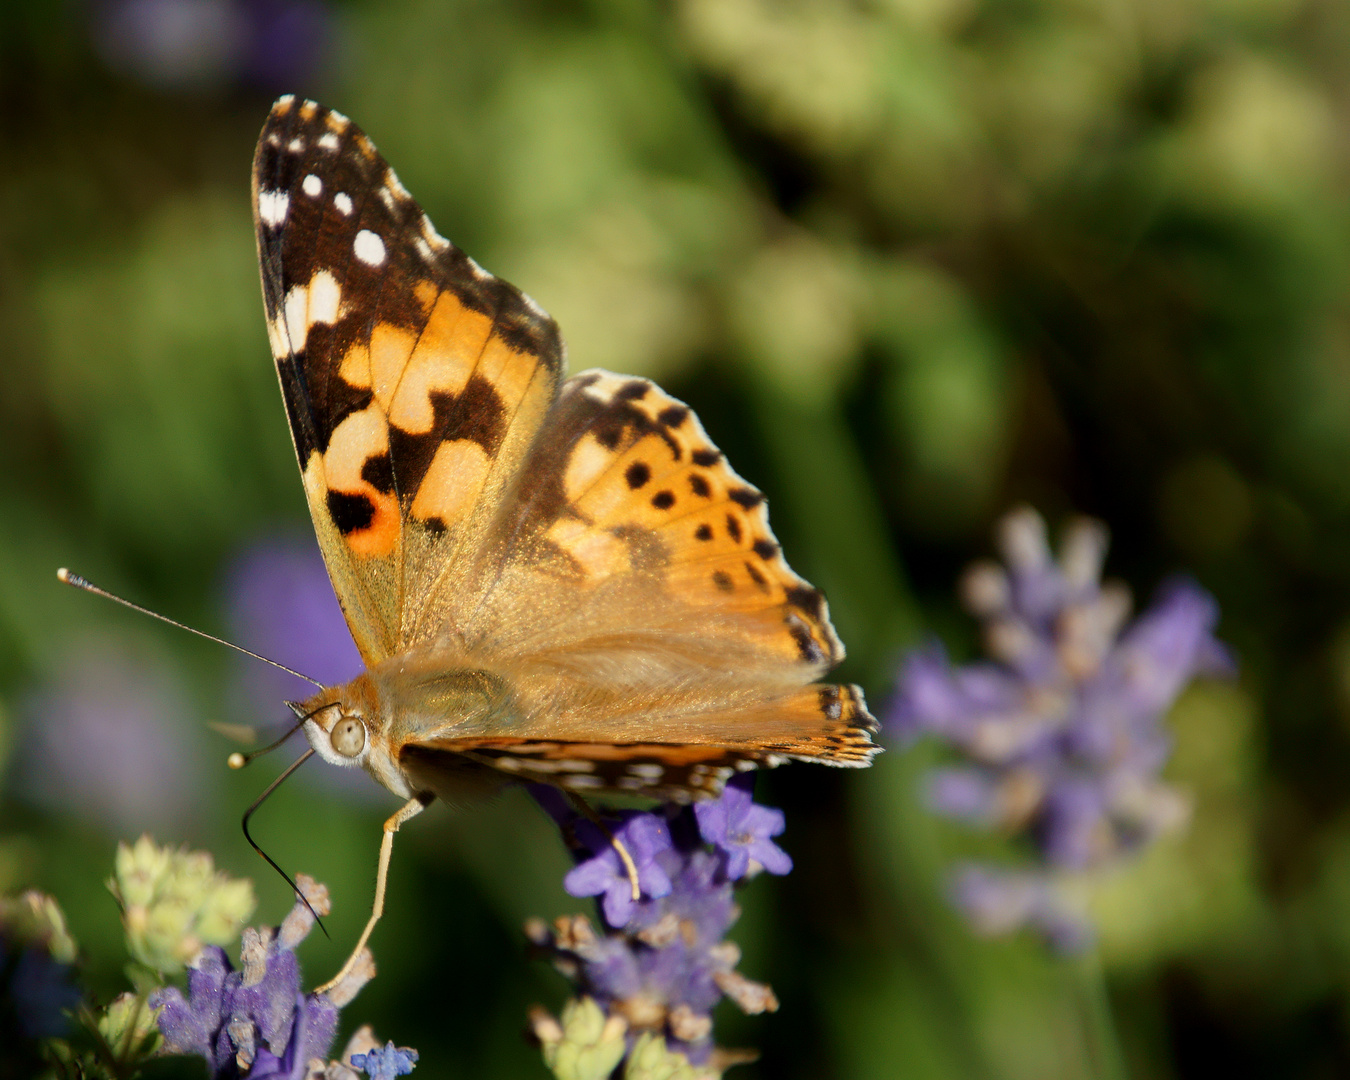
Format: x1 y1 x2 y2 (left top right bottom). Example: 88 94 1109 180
252 96 562 664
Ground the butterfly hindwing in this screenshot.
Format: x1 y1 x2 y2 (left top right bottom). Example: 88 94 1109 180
253 97 562 664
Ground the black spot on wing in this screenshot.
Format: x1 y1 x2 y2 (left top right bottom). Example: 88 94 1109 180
688 473 711 498
786 616 825 664
651 490 676 510
785 585 825 620
625 462 651 489
695 524 713 541
691 449 720 467
745 561 769 590
658 404 688 427
712 570 734 592
361 453 394 494
327 489 375 535
725 514 743 544
752 538 778 560
729 487 764 509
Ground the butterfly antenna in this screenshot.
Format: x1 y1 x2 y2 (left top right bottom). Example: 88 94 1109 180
57 568 325 689
241 747 329 938
226 703 323 770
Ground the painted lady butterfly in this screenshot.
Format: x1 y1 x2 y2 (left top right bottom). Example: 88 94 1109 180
252 97 879 981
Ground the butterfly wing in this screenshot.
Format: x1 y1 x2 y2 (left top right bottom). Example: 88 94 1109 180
252 97 562 664
410 371 880 790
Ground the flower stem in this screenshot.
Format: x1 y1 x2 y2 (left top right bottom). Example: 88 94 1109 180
1076 949 1128 1080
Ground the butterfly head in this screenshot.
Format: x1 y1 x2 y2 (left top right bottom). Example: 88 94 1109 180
298 675 381 771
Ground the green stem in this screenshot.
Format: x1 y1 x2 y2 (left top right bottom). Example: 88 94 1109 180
1076 949 1128 1080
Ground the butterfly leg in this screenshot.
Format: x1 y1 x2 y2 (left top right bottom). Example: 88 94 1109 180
563 790 641 902
315 793 431 994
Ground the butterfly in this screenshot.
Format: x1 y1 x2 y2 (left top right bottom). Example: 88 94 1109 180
251 96 879 984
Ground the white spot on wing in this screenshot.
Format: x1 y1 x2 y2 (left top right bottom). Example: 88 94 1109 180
287 137 304 153
257 189 289 227
277 93 295 106
281 270 342 353
283 287 310 352
328 109 351 130
334 192 353 216
308 270 341 324
413 236 434 263
354 230 386 266
302 174 322 197
377 186 396 211
628 763 665 780
465 255 489 280
318 132 340 151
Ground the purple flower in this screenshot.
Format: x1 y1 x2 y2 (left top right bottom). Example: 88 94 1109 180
563 813 675 928
888 506 1233 948
530 786 786 1070
150 876 380 1079
950 864 1090 953
222 535 378 801
351 1042 418 1079
694 774 792 879
15 639 209 834
223 534 363 706
91 0 331 94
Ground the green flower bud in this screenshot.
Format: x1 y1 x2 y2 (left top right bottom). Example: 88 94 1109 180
109 836 255 975
536 997 628 1080
97 992 163 1059
0 890 77 963
624 1032 721 1080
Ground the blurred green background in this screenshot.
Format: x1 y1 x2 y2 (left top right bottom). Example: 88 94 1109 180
3 0 1350 1075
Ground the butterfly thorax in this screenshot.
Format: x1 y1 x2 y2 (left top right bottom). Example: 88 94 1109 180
299 660 518 800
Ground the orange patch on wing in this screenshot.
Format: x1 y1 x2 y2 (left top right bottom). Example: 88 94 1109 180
389 294 492 433
410 438 490 526
369 322 418 412
320 405 399 557
338 340 372 389
413 279 439 313
346 491 400 557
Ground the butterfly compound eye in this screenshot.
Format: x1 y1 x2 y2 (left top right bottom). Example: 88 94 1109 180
330 716 366 758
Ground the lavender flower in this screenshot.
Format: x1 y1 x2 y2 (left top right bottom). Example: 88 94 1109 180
350 1042 418 1079
694 774 792 880
888 506 1233 947
91 0 331 94
563 813 675 928
529 780 788 1075
150 875 379 1078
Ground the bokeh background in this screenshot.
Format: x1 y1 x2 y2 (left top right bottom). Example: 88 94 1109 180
3 0 1349 1076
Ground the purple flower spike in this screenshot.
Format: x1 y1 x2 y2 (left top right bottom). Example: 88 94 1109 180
150 876 383 1079
530 780 793 1070
694 775 793 880
351 1041 419 1079
564 813 675 927
887 506 1233 950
